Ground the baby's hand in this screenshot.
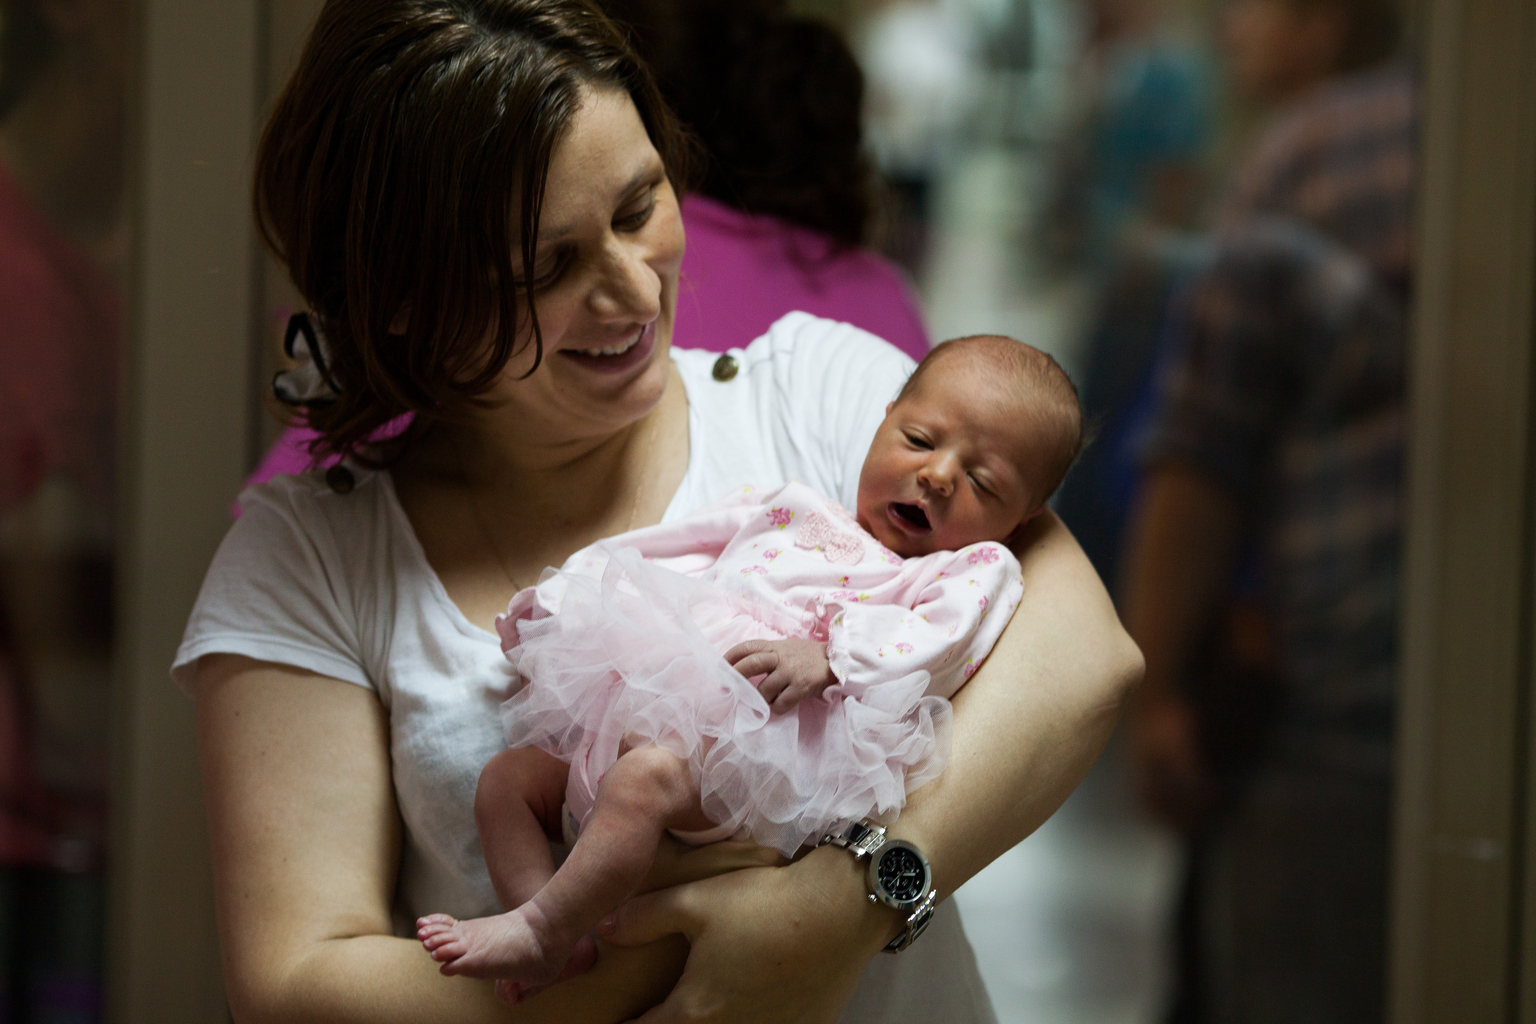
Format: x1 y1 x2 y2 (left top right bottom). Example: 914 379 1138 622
725 639 838 714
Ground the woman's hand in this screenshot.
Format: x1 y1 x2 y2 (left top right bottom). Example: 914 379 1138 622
640 836 787 893
599 846 896 1024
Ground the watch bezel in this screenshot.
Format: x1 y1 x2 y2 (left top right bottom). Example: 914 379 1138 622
865 839 932 910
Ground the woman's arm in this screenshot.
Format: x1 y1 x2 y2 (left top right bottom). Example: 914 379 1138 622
603 511 1143 1023
195 654 775 1024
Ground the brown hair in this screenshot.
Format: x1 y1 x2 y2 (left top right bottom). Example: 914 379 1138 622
255 0 690 462
898 336 1085 510
600 0 873 247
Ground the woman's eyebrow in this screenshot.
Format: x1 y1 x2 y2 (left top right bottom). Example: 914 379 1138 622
537 164 663 244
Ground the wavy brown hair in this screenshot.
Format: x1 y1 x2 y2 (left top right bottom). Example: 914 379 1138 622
255 0 690 462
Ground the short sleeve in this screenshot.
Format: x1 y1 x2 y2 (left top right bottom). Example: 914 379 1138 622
171 477 373 693
760 312 916 510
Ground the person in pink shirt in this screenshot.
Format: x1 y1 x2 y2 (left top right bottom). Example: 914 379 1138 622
246 0 928 490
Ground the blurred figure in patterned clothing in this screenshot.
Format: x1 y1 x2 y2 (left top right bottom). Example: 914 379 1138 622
1118 0 1412 1020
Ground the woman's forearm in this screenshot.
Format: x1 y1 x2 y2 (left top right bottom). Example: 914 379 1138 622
196 655 714 1024
888 510 1143 895
257 932 686 1024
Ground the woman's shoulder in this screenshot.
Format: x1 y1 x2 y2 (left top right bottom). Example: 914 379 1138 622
673 311 916 393
670 315 914 513
235 465 392 535
226 466 403 588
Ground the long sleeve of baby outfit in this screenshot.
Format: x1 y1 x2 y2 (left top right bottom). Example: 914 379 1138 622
824 542 1024 700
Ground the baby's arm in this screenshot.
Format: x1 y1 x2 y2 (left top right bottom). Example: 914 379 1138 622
828 544 1024 699
725 639 838 714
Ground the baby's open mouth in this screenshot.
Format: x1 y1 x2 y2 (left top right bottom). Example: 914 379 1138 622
890 502 931 532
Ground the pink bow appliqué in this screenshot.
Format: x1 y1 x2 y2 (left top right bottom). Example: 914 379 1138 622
795 511 865 566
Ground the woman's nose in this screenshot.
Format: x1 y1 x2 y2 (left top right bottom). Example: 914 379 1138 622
590 239 661 325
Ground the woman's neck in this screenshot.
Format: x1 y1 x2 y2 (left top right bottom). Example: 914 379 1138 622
407 364 687 527
392 366 689 628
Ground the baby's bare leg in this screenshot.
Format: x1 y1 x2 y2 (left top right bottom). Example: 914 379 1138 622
528 744 713 937
418 744 710 994
474 746 568 908
416 748 577 981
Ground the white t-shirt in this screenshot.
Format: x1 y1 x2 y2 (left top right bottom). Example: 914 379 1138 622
173 312 997 1024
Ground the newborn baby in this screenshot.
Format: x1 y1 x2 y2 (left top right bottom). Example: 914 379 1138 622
418 335 1083 996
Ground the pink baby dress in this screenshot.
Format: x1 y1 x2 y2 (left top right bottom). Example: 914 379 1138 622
496 481 1024 857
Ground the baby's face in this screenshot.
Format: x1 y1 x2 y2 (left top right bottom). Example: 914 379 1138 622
856 369 1040 558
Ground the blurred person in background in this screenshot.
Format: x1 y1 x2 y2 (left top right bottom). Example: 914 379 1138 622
1050 0 1214 586
1118 0 1412 1020
855 0 977 277
249 0 929 488
1040 0 1212 278
0 0 126 1019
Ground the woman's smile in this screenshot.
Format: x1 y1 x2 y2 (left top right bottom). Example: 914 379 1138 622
558 321 656 374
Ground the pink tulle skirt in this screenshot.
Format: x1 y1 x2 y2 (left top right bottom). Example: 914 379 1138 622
499 547 952 857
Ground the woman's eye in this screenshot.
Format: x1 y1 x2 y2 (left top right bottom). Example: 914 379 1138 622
615 191 657 232
523 250 571 290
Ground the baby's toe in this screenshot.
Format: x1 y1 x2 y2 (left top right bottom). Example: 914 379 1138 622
430 940 466 964
423 932 462 955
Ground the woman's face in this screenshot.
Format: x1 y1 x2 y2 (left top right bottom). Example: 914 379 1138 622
492 85 685 443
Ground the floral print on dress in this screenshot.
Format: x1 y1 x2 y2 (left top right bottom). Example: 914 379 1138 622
894 642 914 655
767 507 793 529
763 549 781 562
967 546 1002 566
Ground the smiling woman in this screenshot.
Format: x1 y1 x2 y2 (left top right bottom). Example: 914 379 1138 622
253 0 689 464
175 2 1142 1023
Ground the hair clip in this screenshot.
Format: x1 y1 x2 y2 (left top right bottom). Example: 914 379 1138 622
272 311 341 408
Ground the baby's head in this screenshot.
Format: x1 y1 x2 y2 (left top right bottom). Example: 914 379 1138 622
855 335 1083 558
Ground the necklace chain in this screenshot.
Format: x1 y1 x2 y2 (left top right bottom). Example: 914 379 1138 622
459 412 659 593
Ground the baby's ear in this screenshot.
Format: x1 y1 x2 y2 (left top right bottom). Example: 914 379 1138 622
885 401 894 415
1004 508 1042 548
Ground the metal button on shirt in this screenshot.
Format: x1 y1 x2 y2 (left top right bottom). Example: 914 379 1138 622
711 354 738 382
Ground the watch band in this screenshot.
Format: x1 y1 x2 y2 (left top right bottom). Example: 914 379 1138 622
883 888 938 953
820 819 889 860
818 819 937 954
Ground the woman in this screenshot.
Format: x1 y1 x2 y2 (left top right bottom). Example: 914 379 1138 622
178 3 1141 1022
243 0 925 492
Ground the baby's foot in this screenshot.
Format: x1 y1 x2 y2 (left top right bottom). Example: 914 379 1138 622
491 935 598 1006
415 907 583 988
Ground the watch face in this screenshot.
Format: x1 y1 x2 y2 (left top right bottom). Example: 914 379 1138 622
876 845 928 904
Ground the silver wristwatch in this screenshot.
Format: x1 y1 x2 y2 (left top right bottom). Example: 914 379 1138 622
818 819 938 953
